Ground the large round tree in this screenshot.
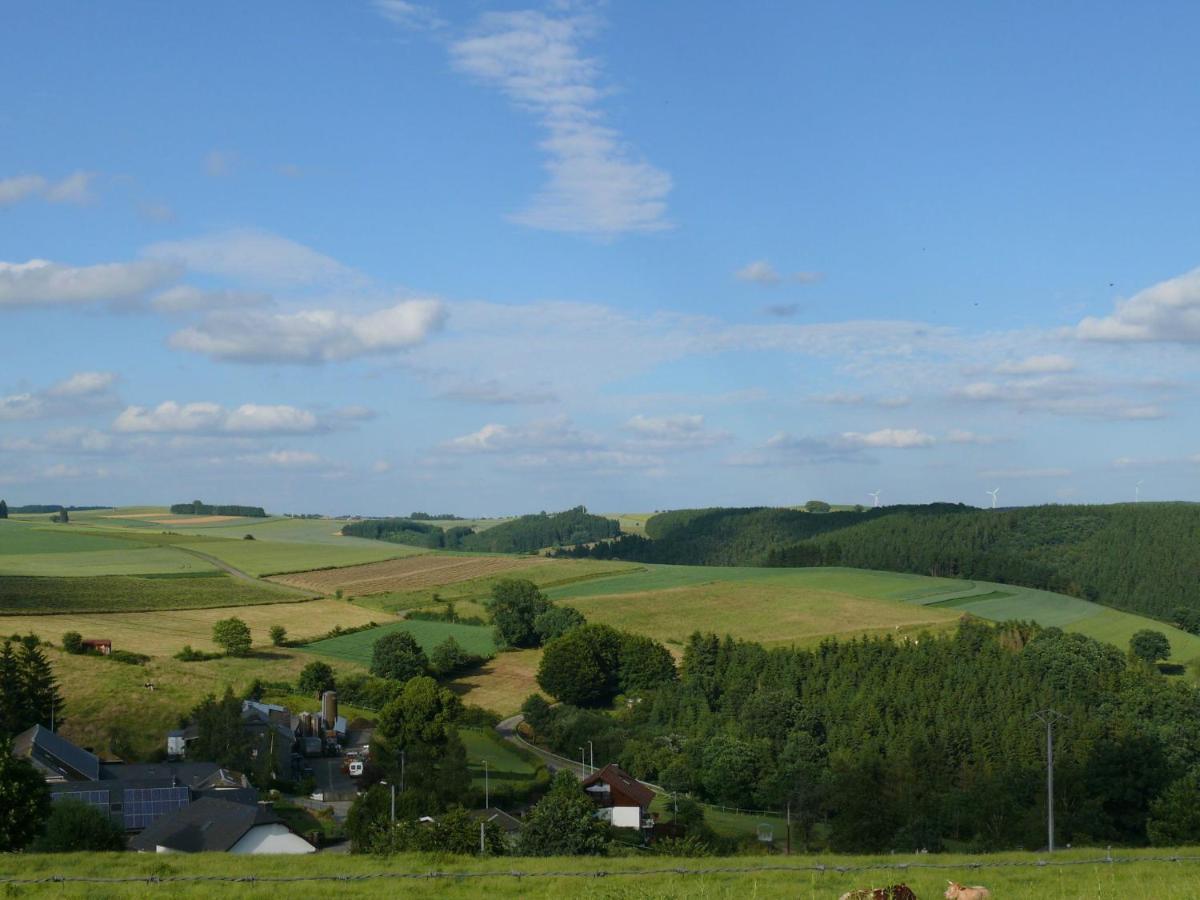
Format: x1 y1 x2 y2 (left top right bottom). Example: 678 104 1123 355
371 631 428 682
536 624 622 707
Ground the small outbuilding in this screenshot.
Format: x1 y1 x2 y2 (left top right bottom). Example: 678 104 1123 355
81 639 112 655
128 798 315 854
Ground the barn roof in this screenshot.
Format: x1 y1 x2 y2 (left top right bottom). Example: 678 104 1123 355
12 725 101 781
580 763 656 808
127 798 281 853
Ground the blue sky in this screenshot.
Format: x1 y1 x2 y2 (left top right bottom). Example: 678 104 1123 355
2 0 1199 515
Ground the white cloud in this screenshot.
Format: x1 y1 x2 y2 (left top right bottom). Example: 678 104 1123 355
840 428 935 449
736 260 781 286
43 171 96 204
0 371 121 421
945 429 1003 445
373 0 444 29
445 416 594 454
811 392 911 409
46 371 118 398
994 354 1075 375
449 9 671 235
241 449 325 468
371 459 393 474
951 375 1169 420
1076 266 1200 342
0 258 179 308
622 413 730 449
150 285 272 313
113 401 319 435
144 229 351 287
333 405 377 422
169 299 445 363
434 379 559 405
0 171 95 206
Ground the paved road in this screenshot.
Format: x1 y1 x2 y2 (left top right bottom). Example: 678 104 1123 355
496 713 589 778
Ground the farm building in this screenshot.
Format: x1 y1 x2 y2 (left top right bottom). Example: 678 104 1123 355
13 725 256 833
581 763 656 830
80 638 112 655
128 797 315 854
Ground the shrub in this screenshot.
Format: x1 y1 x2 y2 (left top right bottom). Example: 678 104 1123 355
269 625 287 647
61 632 84 654
175 645 222 662
429 636 484 678
32 798 126 852
108 649 150 665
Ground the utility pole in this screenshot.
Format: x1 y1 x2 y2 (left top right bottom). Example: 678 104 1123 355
588 740 594 773
400 749 405 793
579 746 586 777
1034 709 1064 852
483 759 489 809
480 821 485 855
786 802 791 856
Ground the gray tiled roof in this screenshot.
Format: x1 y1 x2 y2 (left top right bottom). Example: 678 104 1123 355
127 798 281 853
13 725 101 781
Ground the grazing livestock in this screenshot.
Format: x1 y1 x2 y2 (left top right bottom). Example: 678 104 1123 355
945 882 991 900
839 886 917 900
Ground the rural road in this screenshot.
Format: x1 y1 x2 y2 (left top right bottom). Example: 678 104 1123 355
174 546 258 581
496 713 590 778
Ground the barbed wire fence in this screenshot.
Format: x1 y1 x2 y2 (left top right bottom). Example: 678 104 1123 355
5 853 1200 887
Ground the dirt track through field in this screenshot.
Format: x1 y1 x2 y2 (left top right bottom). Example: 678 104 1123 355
267 554 541 596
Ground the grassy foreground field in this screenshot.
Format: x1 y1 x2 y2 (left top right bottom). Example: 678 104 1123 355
5 849 1200 898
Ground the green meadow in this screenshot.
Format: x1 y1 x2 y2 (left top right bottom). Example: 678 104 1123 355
302 619 498 666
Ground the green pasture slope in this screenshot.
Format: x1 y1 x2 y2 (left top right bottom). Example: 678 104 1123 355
548 563 1200 667
302 619 497 666
0 573 305 614
6 848 1200 898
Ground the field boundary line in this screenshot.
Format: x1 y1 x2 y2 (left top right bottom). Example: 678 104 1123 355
5 854 1200 886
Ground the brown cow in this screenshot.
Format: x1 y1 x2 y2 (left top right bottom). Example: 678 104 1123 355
839 886 917 900
945 881 991 900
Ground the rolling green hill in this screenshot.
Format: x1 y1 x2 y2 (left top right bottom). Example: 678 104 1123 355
559 503 1200 621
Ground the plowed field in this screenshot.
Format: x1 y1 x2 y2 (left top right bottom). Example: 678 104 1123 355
268 554 541 596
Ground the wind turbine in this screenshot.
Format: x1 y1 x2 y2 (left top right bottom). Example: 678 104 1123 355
987 487 999 509
868 490 881 508
1136 480 1144 503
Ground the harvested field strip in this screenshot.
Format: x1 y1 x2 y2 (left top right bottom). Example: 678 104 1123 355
302 619 497 664
448 648 541 716
176 538 416 577
0 574 305 614
270 554 542 596
0 599 382 656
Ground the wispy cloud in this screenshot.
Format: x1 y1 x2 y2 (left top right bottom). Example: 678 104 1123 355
0 259 179 308
203 149 236 178
448 8 671 235
113 401 320 435
0 171 96 206
0 371 121 422
994 354 1075 375
144 229 352 288
622 413 731 449
736 260 823 287
169 299 445 364
978 467 1072 479
373 0 444 30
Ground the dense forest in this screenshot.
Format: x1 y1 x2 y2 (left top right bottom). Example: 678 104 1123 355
169 501 267 517
345 507 620 554
2 505 111 515
526 619 1200 851
555 503 1200 619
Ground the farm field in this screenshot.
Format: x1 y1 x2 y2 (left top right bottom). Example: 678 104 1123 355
0 598 382 656
448 648 541 714
567 580 963 651
302 618 498 665
0 546 220 577
269 554 543 597
176 537 419 577
920 580 1200 668
351 558 640 613
460 726 541 791
37 645 369 760
0 573 305 614
5 848 1200 898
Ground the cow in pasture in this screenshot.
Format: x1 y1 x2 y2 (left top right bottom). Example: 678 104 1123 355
839 885 917 900
944 882 991 900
